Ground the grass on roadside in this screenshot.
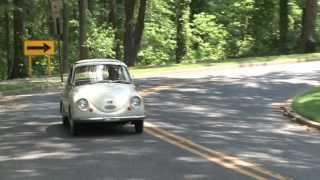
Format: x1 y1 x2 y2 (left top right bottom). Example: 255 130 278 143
0 79 63 93
130 53 320 77
292 87 320 123
0 83 39 92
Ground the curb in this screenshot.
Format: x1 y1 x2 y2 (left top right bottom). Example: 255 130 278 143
0 83 64 97
280 99 320 130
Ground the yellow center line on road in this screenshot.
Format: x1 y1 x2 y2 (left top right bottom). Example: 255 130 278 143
145 122 288 180
140 85 288 180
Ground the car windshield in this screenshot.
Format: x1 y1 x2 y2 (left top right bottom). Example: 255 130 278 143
73 64 131 86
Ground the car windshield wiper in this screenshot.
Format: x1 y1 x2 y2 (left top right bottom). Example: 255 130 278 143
110 80 131 84
94 80 112 84
92 80 131 84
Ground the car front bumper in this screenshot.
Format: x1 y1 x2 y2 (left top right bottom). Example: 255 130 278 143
73 115 145 123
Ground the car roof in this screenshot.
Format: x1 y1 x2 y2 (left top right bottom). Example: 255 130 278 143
74 59 127 67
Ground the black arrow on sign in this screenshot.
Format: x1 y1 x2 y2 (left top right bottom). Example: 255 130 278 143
27 43 51 52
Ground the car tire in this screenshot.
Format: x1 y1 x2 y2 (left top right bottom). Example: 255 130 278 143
62 116 68 126
60 102 68 126
134 120 144 134
68 108 79 136
69 119 79 136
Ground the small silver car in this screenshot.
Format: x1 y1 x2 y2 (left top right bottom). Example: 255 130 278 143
60 59 145 136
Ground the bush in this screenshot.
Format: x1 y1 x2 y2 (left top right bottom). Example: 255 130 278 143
138 0 176 65
189 13 228 62
138 23 176 65
87 23 115 59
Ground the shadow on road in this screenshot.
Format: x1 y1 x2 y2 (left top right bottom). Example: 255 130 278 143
1 65 320 179
137 69 320 178
46 123 137 138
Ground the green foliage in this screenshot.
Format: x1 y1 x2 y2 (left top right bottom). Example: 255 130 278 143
189 13 228 62
223 0 256 57
293 87 320 122
247 0 278 55
87 23 115 59
68 18 80 64
175 0 192 62
138 0 176 65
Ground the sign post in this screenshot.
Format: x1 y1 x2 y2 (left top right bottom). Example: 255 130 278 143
48 56 52 76
23 40 55 77
28 56 32 77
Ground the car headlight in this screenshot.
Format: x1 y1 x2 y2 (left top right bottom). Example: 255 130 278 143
130 96 142 109
77 98 89 111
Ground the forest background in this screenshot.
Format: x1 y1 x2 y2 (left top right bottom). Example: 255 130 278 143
0 0 318 80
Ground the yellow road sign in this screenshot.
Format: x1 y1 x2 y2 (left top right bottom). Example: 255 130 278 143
24 40 55 56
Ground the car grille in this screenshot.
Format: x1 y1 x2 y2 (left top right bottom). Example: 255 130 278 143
104 105 117 110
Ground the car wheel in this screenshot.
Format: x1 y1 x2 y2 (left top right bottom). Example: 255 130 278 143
62 116 68 126
69 119 79 136
134 120 144 134
60 102 68 126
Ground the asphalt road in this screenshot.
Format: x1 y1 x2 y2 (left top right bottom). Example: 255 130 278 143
1 61 320 180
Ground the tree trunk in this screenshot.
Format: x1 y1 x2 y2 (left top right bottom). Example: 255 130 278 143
62 0 69 73
279 0 289 54
300 0 318 53
124 0 147 67
124 0 136 66
5 0 12 79
108 0 116 24
79 0 88 60
175 0 191 63
10 0 25 79
109 0 122 59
